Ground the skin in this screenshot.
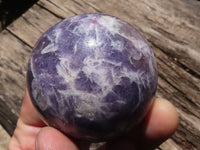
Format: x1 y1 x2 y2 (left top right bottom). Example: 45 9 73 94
8 88 179 150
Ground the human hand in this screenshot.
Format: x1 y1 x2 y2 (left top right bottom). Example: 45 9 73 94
8 88 178 150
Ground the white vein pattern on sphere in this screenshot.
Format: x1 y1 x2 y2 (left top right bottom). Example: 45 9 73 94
27 13 157 141
38 16 152 116
34 14 154 118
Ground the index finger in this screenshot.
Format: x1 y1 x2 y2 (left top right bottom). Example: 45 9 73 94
19 88 46 127
100 98 179 150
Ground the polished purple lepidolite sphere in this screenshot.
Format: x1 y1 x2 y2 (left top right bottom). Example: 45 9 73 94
27 13 157 141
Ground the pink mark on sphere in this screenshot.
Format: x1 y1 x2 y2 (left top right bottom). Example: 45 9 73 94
92 18 98 24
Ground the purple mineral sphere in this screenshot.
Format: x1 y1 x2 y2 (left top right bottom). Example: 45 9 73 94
27 13 157 141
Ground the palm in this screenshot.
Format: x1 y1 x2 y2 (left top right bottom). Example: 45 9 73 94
8 89 178 150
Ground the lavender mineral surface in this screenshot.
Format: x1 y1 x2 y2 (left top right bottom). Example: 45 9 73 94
27 13 157 141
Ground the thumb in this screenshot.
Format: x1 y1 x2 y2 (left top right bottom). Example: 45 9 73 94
36 127 79 150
